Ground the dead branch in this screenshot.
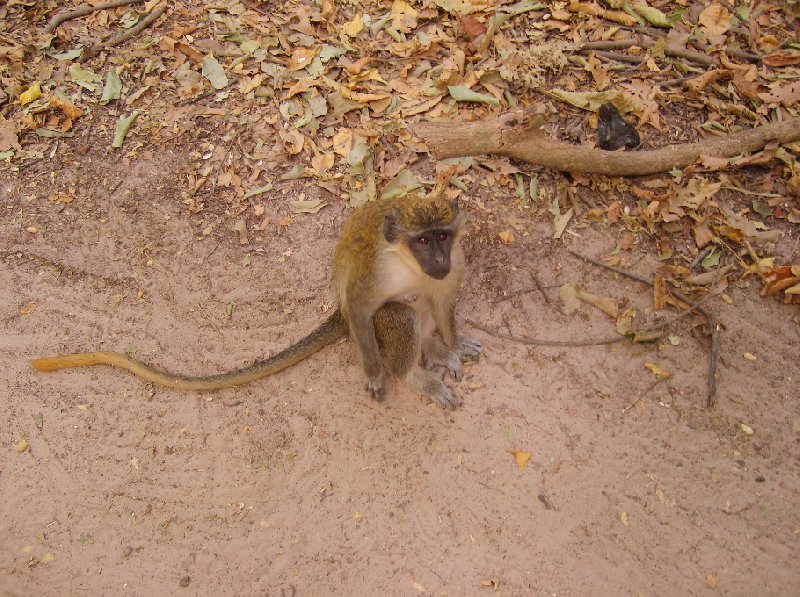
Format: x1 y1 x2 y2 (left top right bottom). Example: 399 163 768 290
44 0 143 34
82 2 167 60
413 111 800 176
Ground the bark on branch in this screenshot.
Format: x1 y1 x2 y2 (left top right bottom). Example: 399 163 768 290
412 111 800 176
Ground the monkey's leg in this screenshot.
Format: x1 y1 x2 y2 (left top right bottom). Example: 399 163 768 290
374 303 459 409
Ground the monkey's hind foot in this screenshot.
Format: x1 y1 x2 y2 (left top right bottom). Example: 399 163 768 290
367 375 386 402
408 368 460 409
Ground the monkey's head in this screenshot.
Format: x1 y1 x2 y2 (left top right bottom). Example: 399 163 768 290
383 196 464 280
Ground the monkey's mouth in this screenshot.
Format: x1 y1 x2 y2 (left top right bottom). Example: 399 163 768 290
428 269 449 280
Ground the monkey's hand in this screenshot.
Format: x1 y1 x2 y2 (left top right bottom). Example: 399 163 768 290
367 374 386 402
423 337 482 381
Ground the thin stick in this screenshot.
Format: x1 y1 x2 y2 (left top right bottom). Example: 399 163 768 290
529 270 551 305
622 378 666 413
466 319 625 347
568 249 654 287
708 323 721 407
45 0 143 33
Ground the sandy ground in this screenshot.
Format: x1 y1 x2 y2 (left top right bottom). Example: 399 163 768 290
1 150 799 596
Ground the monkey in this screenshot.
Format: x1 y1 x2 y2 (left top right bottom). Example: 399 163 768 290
30 193 481 408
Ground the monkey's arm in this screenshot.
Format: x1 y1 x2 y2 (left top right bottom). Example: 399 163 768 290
347 303 385 401
30 310 347 391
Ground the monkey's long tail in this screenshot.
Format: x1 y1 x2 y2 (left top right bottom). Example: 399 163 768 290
30 309 348 391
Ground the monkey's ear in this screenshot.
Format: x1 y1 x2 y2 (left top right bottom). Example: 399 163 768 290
384 212 399 243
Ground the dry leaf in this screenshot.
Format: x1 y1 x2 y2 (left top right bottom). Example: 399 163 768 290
698 2 731 37
510 450 531 469
559 283 581 315
644 362 672 378
233 219 249 245
577 289 618 318
19 302 37 315
288 199 327 214
13 438 29 453
498 230 515 244
287 47 318 71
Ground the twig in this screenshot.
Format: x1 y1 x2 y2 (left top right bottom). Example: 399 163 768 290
689 245 714 270
466 319 625 347
567 249 654 287
622 378 666 413
708 322 721 407
529 270 551 305
82 2 167 60
579 38 716 67
490 288 537 305
44 0 143 33
569 249 723 407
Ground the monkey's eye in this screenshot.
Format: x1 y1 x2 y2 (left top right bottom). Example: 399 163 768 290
436 232 449 242
417 236 430 245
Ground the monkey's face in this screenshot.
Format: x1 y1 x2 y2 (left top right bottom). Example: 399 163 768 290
408 229 454 280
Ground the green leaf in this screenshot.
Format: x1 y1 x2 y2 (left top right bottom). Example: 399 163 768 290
752 199 771 219
225 303 234 318
243 183 274 199
201 56 228 90
632 2 672 28
701 250 720 271
69 64 102 91
100 68 122 105
33 412 43 431
112 111 139 149
447 85 501 107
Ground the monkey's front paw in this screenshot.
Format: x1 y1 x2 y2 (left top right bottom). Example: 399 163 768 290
456 337 482 361
408 368 461 409
367 376 385 402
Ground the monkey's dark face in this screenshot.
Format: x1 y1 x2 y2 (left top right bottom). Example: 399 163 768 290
408 229 454 280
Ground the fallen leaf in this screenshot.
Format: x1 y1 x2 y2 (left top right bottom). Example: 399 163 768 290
743 352 757 362
112 111 139 149
559 283 581 315
19 82 43 106
410 579 426 593
13 438 30 453
233 219 249 245
19 302 36 315
739 423 754 436
705 574 718 589
644 363 672 378
288 199 327 214
510 450 531 469
498 230 515 244
552 207 574 239
577 289 618 318
620 511 628 526
201 55 228 89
